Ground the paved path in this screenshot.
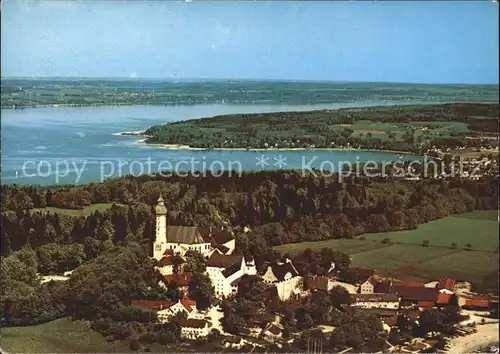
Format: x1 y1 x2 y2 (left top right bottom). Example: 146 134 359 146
449 323 499 353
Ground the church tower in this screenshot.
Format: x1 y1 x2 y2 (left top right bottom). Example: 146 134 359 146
153 193 168 260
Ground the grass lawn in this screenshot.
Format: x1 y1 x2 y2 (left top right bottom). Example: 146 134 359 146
273 210 499 283
31 203 127 217
0 317 182 353
453 209 498 221
0 317 132 353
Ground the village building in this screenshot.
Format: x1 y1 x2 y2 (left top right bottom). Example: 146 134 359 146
453 281 472 295
352 293 400 309
306 275 336 292
437 278 456 293
179 318 210 339
154 250 185 275
206 253 257 297
161 272 193 296
131 298 197 323
262 259 303 301
390 285 439 308
262 323 283 343
458 292 492 309
203 227 236 255
223 336 245 349
152 195 235 260
306 275 357 294
359 276 378 294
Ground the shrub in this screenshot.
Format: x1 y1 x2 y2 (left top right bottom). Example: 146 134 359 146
129 339 141 351
422 240 430 247
381 238 391 244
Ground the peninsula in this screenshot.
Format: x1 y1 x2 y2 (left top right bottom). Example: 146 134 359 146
139 103 499 154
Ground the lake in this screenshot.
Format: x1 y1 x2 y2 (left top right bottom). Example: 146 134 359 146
1 101 425 186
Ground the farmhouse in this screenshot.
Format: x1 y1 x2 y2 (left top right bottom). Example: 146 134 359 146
359 277 394 294
458 292 492 309
359 277 378 294
390 285 439 308
131 298 197 322
206 253 257 297
262 259 303 301
438 278 456 292
352 293 400 309
152 195 235 259
180 318 210 339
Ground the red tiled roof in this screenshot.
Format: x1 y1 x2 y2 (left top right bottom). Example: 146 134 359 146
419 301 435 309
464 299 489 308
163 249 174 256
391 286 438 302
164 272 192 286
438 278 455 291
437 293 453 305
131 299 175 311
180 298 197 312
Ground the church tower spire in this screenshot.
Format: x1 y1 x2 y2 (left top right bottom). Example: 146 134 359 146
155 193 167 215
153 193 168 260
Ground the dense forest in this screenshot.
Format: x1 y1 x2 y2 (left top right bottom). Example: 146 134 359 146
144 103 499 151
1 171 498 261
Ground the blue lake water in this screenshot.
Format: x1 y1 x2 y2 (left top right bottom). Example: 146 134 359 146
1 101 422 186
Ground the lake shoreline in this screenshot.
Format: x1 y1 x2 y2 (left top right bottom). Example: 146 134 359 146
132 138 417 156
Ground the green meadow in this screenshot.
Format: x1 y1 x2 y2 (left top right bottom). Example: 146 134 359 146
274 210 499 283
0 317 184 353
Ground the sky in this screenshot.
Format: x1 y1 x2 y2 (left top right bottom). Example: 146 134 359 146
1 1 498 84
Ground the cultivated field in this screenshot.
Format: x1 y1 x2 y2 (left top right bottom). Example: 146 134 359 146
274 210 499 284
361 210 498 250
